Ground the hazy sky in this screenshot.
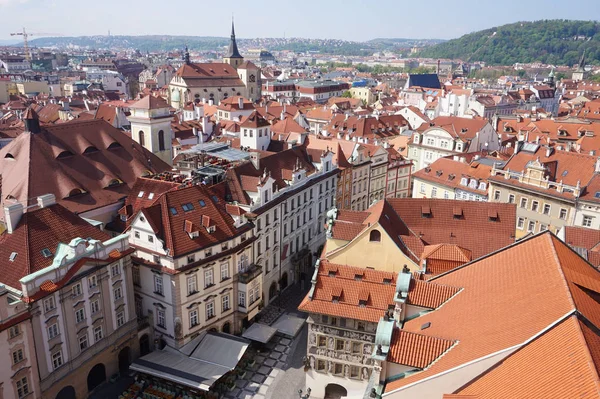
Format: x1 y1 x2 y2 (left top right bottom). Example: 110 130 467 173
1 0 598 42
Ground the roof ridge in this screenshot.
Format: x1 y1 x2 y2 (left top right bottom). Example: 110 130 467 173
573 315 600 397
547 233 581 313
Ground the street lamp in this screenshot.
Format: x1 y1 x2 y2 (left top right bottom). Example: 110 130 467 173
298 387 311 398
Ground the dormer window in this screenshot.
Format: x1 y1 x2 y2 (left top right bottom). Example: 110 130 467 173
469 179 478 189
478 182 487 190
460 177 468 186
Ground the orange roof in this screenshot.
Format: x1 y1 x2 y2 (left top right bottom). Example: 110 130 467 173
412 157 492 196
384 233 600 396
298 261 396 323
407 279 460 309
454 315 600 399
388 328 455 369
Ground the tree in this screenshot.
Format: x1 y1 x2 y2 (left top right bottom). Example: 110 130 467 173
341 90 352 98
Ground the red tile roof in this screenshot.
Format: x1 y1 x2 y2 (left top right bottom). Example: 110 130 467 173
0 203 111 290
413 157 492 196
387 198 516 260
0 119 172 214
407 279 461 309
388 328 455 369
385 233 600 396
129 94 170 110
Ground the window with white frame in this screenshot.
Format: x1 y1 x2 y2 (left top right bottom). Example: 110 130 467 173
494 190 501 201
88 275 97 289
220 263 229 281
517 217 525 230
583 215 593 227
189 309 199 327
16 376 29 398
111 264 120 277
75 308 85 324
114 286 123 300
93 325 103 342
52 350 63 369
9 325 20 339
559 208 568 220
47 323 59 339
238 291 245 307
531 201 539 212
431 187 437 198
206 301 215 319
12 348 24 364
154 275 164 295
72 283 82 297
527 220 536 232
543 204 551 215
420 183 425 194
187 276 197 295
156 308 166 328
222 295 230 312
116 311 125 327
79 334 88 350
44 296 56 313
520 198 528 208
205 269 214 288
508 194 515 204
90 300 100 314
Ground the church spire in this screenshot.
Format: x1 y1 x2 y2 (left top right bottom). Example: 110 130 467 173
579 48 586 70
226 17 242 59
184 46 190 65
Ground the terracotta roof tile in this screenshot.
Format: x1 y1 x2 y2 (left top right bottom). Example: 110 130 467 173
388 328 455 369
407 279 461 309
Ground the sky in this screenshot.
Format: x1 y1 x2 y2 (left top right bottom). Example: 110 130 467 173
1 0 599 42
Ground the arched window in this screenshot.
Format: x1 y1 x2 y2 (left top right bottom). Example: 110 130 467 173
158 130 165 151
138 131 145 147
369 229 381 242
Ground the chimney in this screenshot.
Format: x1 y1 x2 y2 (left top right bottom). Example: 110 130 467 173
208 99 214 106
3 202 23 234
37 194 56 208
238 96 244 109
596 157 600 174
250 152 261 170
545 146 553 157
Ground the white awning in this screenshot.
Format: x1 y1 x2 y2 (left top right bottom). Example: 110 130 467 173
271 314 306 337
130 331 249 391
242 323 278 344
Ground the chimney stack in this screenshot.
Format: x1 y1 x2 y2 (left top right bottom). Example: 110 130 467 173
238 96 244 110
37 194 56 208
3 202 23 234
595 157 600 174
250 152 261 170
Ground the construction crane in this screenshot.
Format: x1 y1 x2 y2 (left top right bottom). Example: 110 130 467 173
10 28 61 62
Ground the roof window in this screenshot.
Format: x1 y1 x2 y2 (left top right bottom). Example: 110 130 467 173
41 248 52 258
199 200 206 207
9 252 17 262
182 203 194 212
169 207 178 215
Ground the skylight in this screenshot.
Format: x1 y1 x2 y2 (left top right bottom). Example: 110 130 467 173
148 193 155 200
138 191 145 198
9 252 17 262
182 203 194 211
199 200 206 207
41 248 52 258
169 207 178 215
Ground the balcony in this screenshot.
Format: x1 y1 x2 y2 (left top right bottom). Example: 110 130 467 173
238 263 263 284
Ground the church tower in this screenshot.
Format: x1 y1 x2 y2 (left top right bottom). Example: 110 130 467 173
572 49 588 81
128 95 174 166
223 19 244 69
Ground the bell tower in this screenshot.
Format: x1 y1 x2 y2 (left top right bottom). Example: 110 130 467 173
223 18 244 69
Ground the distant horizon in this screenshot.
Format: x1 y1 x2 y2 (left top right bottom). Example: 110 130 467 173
1 0 599 42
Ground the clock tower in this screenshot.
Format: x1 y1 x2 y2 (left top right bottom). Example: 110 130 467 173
223 19 244 69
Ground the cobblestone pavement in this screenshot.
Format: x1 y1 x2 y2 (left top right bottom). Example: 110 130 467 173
224 284 310 399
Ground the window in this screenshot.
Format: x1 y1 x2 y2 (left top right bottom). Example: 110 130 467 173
91 300 100 314
369 229 381 242
88 275 97 289
138 131 145 147
222 295 230 312
531 201 539 212
111 264 120 277
583 215 593 227
508 194 515 204
543 204 551 215
334 363 344 376
52 350 63 369
519 198 528 208
527 220 536 232
559 208 568 220
48 323 59 339
16 376 29 399
94 326 103 342
133 266 140 286
148 235 154 243
352 342 362 354
12 348 24 364
182 203 194 211
44 296 56 313
79 334 88 350
156 308 166 328
158 130 165 151
431 187 437 198
220 263 229 281
206 301 215 319
9 325 20 339
517 217 525 230
350 365 361 379
72 283 82 297
113 286 122 300
540 224 548 231
494 190 501 201
187 276 197 295
189 309 199 327
318 335 327 348
238 291 246 307
335 339 345 351
205 269 214 287
116 311 125 327
75 308 85 323
154 275 164 295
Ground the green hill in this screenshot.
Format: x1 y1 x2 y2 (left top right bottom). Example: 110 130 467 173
418 20 600 66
